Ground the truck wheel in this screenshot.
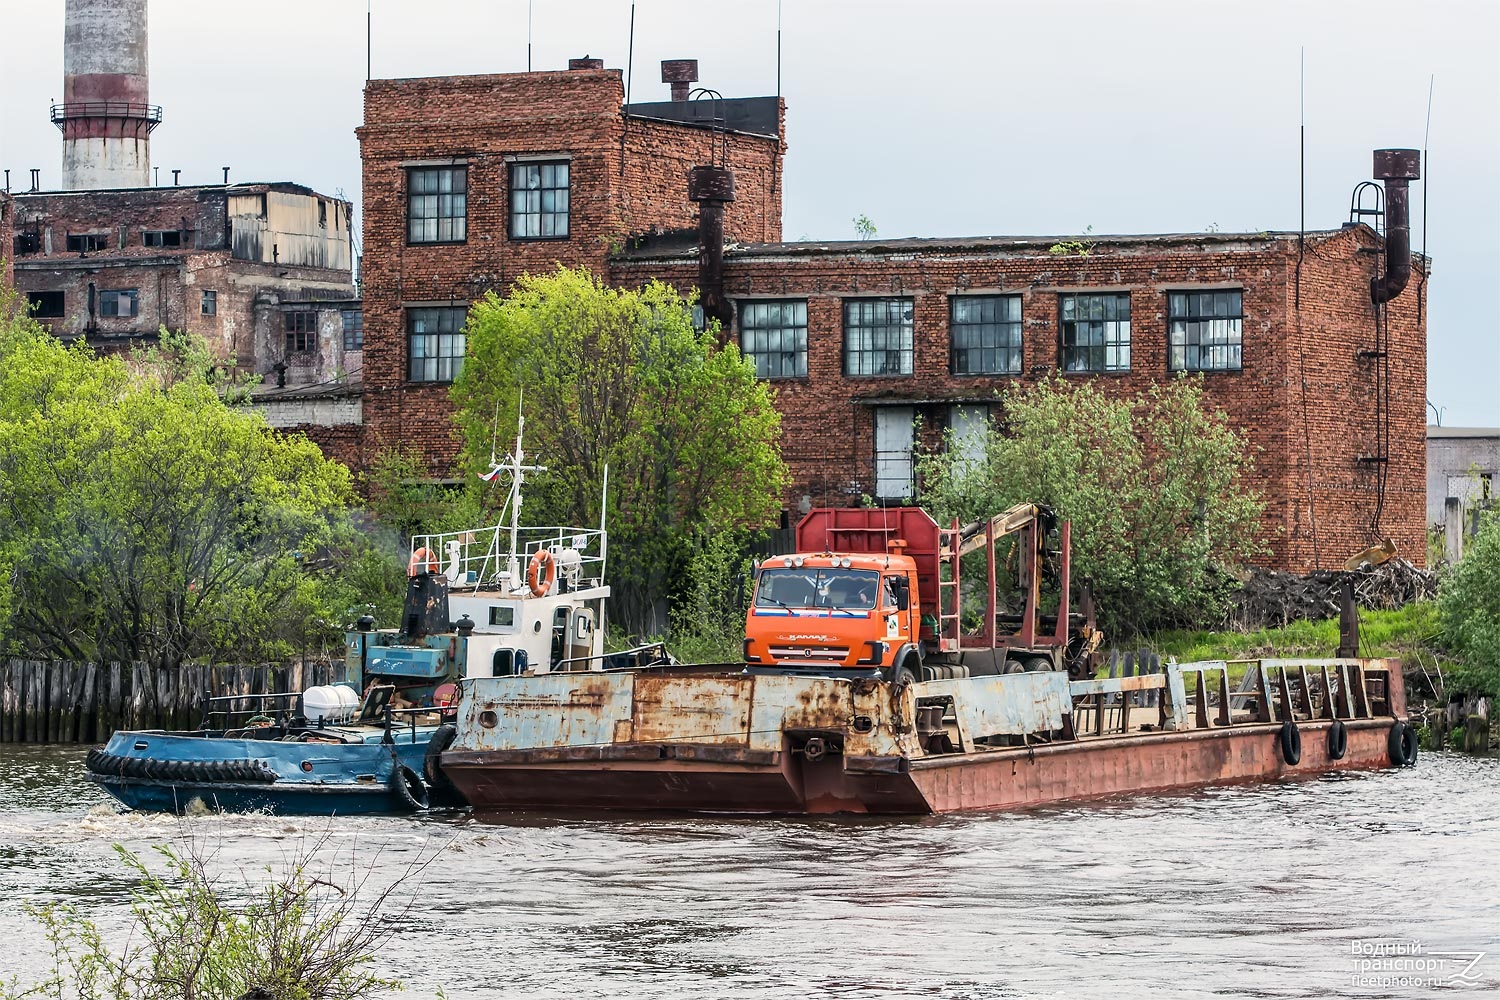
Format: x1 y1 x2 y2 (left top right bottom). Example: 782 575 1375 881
1001 659 1027 675
1023 656 1053 672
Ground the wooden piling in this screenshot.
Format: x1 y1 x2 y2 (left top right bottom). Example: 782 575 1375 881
1 661 16 743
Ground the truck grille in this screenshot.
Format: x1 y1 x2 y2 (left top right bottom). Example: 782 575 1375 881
769 646 851 662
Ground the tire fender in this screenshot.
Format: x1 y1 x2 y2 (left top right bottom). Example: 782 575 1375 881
1388 721 1418 767
1279 720 1302 766
424 723 459 792
1327 719 1348 761
389 764 430 812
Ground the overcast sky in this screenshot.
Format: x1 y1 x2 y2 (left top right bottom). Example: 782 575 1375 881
2 0 1496 425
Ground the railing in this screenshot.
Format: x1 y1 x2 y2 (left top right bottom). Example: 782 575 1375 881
50 102 163 129
411 522 607 594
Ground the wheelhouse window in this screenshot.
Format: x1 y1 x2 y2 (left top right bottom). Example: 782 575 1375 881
844 298 914 376
1169 290 1243 371
284 311 318 352
67 233 108 253
99 289 138 318
143 230 182 248
407 306 467 382
341 309 364 350
509 161 570 239
950 295 1022 375
739 299 808 378
200 290 217 316
27 291 64 318
407 166 467 244
1060 293 1130 372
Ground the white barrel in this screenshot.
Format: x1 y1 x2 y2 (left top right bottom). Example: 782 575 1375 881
303 684 359 723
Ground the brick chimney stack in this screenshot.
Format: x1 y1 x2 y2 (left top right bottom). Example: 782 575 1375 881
54 0 161 190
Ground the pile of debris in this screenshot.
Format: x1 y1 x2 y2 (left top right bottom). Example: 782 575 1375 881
1226 558 1438 631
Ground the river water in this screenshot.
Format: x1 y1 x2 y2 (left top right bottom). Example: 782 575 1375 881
1 746 1496 999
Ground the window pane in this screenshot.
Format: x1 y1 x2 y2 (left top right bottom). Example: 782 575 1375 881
844 298 914 376
407 307 469 381
1059 294 1130 372
407 168 467 244
949 295 1023 375
511 161 571 240
1167 290 1243 371
737 298 808 379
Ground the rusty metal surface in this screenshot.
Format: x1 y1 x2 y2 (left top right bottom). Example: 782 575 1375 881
633 674 750 745
455 672 632 751
916 672 1070 739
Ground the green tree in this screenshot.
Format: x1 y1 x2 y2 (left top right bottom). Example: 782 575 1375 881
452 266 788 634
1438 510 1500 695
916 376 1266 634
0 287 365 666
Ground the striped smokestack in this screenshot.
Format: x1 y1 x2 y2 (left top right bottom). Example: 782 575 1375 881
53 0 161 190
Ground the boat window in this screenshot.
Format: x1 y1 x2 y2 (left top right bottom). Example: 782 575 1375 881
493 648 529 676
755 568 880 610
489 605 515 627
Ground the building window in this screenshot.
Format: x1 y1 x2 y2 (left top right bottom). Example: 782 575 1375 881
1060 293 1131 372
318 201 328 229
285 311 318 353
200 290 217 316
66 233 109 253
844 298 914 376
143 230 182 248
509 161 570 239
407 306 467 382
407 166 467 244
875 406 916 500
342 309 364 351
738 300 807 378
99 289 138 318
951 295 1022 375
27 291 64 318
1168 290 1243 371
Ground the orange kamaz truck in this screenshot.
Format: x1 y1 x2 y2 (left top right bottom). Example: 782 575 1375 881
743 504 1101 680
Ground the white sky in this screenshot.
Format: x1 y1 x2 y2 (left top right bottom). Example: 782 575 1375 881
2 0 1496 425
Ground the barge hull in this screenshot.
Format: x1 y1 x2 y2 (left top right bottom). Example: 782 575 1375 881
443 718 1402 816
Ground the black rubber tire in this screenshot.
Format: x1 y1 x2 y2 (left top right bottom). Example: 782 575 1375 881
424 723 458 792
1022 656 1053 673
1327 719 1348 761
389 765 430 812
1001 659 1027 675
885 660 916 689
1279 720 1302 766
1388 721 1418 767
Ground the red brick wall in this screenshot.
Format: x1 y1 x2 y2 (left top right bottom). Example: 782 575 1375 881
1 192 14 289
608 230 1425 571
356 68 783 474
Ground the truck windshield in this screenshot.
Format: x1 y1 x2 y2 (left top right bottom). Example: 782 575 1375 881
754 568 881 610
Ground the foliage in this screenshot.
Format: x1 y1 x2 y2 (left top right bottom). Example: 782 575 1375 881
1048 225 1095 256
1149 602 1441 663
0 291 371 665
452 267 788 635
852 214 878 240
667 531 755 663
916 376 1266 635
363 446 482 539
2 839 423 1000
1438 510 1500 696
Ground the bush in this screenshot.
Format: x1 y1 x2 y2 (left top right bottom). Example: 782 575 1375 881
1438 510 1500 696
916 376 1265 636
667 531 754 663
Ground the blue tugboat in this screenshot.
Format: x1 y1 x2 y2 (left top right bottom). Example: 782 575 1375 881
85 419 660 814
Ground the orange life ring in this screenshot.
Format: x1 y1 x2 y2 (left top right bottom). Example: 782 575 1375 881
526 549 557 597
408 546 439 576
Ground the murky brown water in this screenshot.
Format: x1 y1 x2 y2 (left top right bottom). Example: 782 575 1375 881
2 745 1497 999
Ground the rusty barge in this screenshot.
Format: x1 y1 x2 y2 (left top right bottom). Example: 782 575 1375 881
441 657 1414 815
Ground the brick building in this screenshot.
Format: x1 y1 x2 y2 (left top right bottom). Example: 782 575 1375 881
347 60 1426 572
1 191 13 289
9 182 360 385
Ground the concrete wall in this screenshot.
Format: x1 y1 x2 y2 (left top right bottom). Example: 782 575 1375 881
1427 428 1500 523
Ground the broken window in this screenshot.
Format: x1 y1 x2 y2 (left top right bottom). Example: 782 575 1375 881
66 233 109 253
99 289 138 318
318 201 328 229
143 230 183 248
738 299 807 378
284 311 318 353
844 297 914 376
200 290 217 316
27 291 64 318
341 309 364 351
13 232 40 256
509 161 570 239
1169 290 1243 371
951 295 1022 375
407 306 467 382
407 167 467 244
1060 293 1130 372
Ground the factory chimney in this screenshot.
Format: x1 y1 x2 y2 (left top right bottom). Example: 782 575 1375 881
52 0 161 190
1370 148 1420 304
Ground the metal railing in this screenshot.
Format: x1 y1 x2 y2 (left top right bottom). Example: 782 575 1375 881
50 102 163 129
411 522 607 594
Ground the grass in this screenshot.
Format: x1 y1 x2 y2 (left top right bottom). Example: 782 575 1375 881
1146 602 1441 664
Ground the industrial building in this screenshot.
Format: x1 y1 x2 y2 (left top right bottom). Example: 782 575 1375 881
333 58 1427 572
3 0 359 388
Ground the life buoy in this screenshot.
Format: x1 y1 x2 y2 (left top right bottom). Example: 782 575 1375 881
1327 719 1348 761
1279 720 1302 765
408 546 439 577
526 549 557 597
1388 721 1418 767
